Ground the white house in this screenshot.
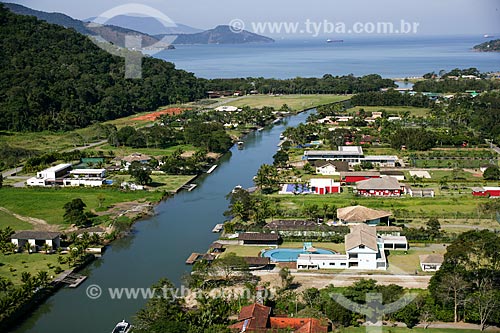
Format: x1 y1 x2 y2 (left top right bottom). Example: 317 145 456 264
309 178 341 194
120 153 152 170
27 164 72 187
419 254 444 271
297 224 408 271
11 231 61 252
63 169 106 187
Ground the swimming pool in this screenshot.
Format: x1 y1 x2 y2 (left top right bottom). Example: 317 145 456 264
262 248 335 262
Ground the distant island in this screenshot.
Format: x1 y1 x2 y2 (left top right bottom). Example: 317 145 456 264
473 39 500 52
164 25 275 44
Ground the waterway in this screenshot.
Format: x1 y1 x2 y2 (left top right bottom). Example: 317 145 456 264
10 109 314 333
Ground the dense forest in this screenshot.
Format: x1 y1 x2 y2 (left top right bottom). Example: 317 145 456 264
473 39 500 52
206 74 396 95
0 4 204 132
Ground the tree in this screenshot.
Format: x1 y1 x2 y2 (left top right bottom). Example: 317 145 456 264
254 164 279 193
210 253 249 281
273 150 289 167
0 173 3 188
467 279 500 331
426 217 441 240
279 267 294 290
63 198 90 227
129 161 152 185
41 243 51 254
483 166 500 180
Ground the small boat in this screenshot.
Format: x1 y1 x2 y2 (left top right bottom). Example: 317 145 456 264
112 320 132 333
326 39 333 43
484 34 493 38
232 185 243 193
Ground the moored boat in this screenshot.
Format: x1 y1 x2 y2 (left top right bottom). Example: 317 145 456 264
112 320 132 333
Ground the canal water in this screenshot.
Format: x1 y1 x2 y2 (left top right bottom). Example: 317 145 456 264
10 109 314 333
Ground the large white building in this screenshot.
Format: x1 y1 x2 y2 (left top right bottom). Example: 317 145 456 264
27 164 107 187
63 169 107 187
297 224 407 271
303 146 398 167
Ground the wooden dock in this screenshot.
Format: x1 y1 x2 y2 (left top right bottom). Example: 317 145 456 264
181 183 197 191
53 270 87 288
212 224 224 233
206 165 218 174
186 253 201 265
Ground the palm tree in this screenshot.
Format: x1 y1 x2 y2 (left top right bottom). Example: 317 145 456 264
36 271 50 288
23 241 32 254
41 243 51 254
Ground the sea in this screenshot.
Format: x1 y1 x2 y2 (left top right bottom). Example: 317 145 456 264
150 35 500 79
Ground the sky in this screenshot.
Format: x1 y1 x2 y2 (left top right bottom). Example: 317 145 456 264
3 0 500 35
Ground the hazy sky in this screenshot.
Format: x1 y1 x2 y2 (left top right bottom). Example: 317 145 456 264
4 0 500 35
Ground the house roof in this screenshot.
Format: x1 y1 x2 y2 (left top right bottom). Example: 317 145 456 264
243 257 271 266
270 317 328 333
122 153 151 163
419 254 444 265
210 242 224 249
356 176 402 190
238 233 280 241
337 205 392 223
341 171 380 178
228 303 271 331
345 224 378 252
380 170 405 176
12 231 61 240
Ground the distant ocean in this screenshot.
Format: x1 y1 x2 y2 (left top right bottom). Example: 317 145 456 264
151 35 500 79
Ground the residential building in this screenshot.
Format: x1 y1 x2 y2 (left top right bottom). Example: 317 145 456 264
341 171 380 184
313 160 349 176
238 233 281 245
355 176 405 197
419 254 444 271
120 153 152 170
297 224 408 271
361 155 398 167
309 178 341 194
11 231 61 252
229 303 328 333
337 205 392 225
472 187 500 198
27 164 107 188
380 170 405 181
408 187 435 197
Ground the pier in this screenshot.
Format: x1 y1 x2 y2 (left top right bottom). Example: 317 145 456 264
206 164 218 173
53 270 87 288
180 183 197 191
212 224 224 233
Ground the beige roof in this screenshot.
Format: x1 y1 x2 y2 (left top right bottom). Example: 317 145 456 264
345 224 378 252
122 153 151 163
356 176 402 190
419 254 444 264
337 205 392 223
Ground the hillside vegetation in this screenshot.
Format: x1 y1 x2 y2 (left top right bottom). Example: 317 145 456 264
0 4 204 132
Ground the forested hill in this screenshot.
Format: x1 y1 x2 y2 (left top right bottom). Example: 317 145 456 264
0 4 205 132
473 39 500 52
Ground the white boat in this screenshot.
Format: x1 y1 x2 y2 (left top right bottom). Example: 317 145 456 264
232 185 243 193
326 39 333 43
112 320 132 333
484 34 493 38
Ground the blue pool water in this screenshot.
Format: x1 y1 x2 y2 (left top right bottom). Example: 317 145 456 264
263 248 335 262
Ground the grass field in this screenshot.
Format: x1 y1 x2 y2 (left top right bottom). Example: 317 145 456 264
222 95 350 111
0 210 33 230
0 253 71 285
271 192 493 222
348 106 431 117
338 327 484 333
91 144 198 158
0 187 164 227
112 174 196 192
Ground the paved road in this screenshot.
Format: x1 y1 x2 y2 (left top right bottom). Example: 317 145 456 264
1 166 23 178
65 139 108 152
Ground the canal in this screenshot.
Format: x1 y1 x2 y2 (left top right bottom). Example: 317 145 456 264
10 109 315 333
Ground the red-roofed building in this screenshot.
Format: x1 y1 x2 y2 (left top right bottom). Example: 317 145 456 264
270 317 328 333
228 303 271 332
229 303 328 333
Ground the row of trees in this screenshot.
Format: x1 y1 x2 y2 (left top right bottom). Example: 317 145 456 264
350 90 434 108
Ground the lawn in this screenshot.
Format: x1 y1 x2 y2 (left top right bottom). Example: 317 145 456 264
220 242 346 259
339 327 483 333
271 192 494 221
0 210 33 230
0 253 71 285
112 174 196 192
90 143 198 158
348 106 431 117
0 187 164 227
223 95 350 111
